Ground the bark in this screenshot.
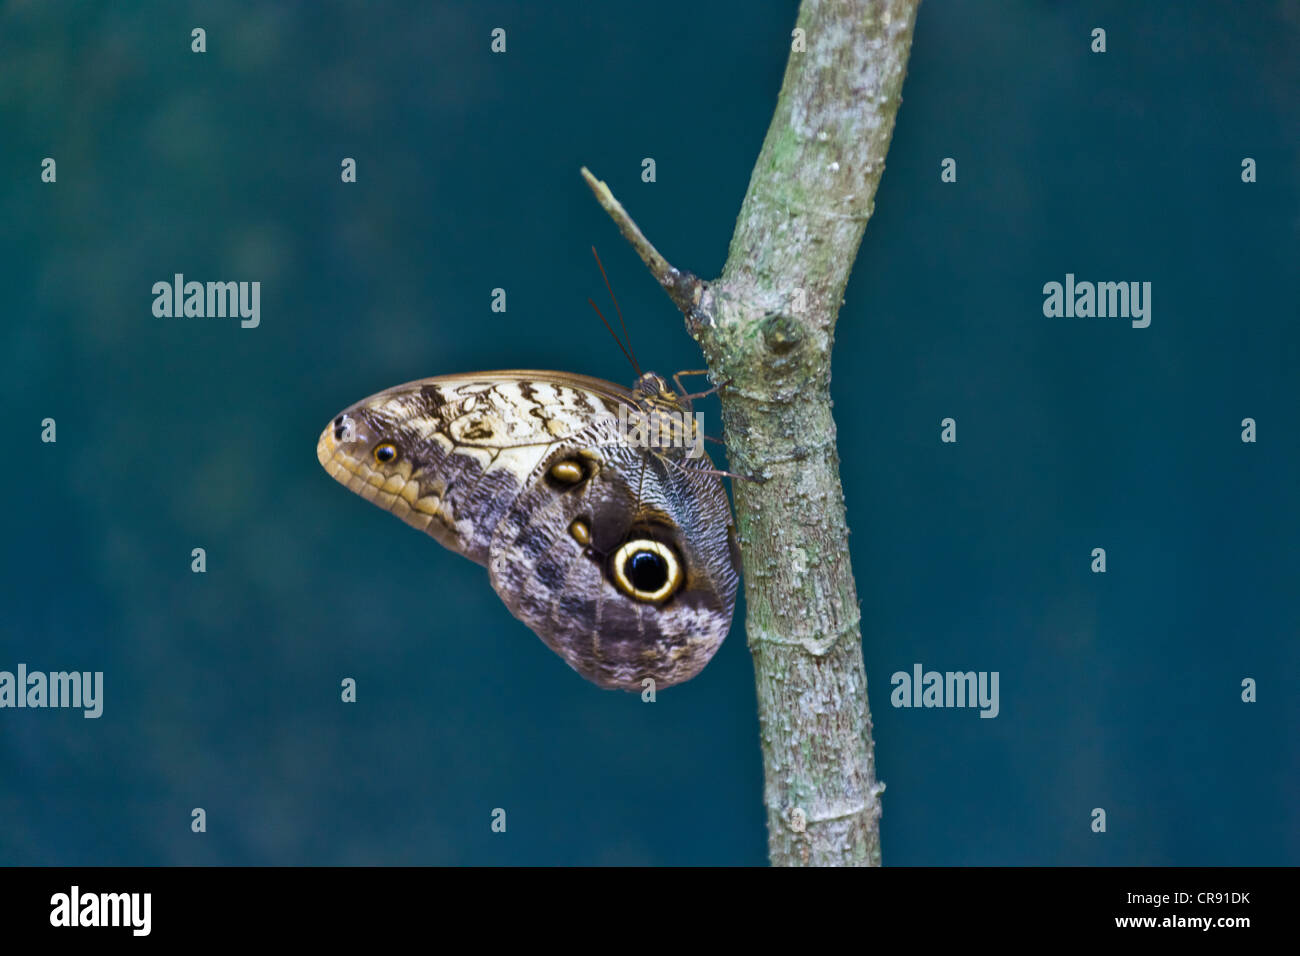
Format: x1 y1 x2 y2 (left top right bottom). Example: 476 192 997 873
583 0 918 866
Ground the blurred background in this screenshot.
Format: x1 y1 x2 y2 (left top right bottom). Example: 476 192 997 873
1 0 1296 865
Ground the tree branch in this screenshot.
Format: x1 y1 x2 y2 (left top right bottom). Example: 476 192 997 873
584 0 918 866
579 167 704 319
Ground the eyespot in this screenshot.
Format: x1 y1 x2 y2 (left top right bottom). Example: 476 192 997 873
373 442 398 464
333 414 357 443
610 539 682 603
569 518 591 546
548 460 585 484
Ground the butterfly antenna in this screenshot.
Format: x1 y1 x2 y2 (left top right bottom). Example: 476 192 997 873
592 246 641 376
588 298 637 373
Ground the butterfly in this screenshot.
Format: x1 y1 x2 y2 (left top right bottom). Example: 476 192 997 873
317 260 740 691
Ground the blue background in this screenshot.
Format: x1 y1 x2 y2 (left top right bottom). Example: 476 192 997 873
1 0 1296 865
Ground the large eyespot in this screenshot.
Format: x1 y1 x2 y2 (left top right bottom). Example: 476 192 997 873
610 539 682 603
373 442 398 464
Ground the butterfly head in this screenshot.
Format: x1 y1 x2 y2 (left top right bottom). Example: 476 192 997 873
631 371 687 410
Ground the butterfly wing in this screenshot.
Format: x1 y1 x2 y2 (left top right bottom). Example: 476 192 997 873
318 372 634 563
318 371 739 690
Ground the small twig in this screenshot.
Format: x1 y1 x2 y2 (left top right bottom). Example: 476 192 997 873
579 167 704 319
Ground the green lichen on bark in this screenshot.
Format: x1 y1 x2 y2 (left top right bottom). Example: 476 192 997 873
585 0 919 865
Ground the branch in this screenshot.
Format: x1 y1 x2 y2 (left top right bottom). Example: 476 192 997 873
584 0 918 866
579 167 703 320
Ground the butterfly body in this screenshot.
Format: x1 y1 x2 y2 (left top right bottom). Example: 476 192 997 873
317 370 739 690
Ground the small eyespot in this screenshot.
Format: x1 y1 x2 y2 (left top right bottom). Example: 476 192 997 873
610 539 682 602
569 519 591 546
373 442 398 464
548 460 585 484
333 414 358 443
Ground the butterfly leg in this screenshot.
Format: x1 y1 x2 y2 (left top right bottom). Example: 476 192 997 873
673 369 731 401
656 450 763 484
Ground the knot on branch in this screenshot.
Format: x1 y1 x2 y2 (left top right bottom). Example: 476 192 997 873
761 312 805 355
699 304 828 409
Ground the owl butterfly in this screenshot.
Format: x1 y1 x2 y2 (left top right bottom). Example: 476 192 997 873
317 267 740 690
